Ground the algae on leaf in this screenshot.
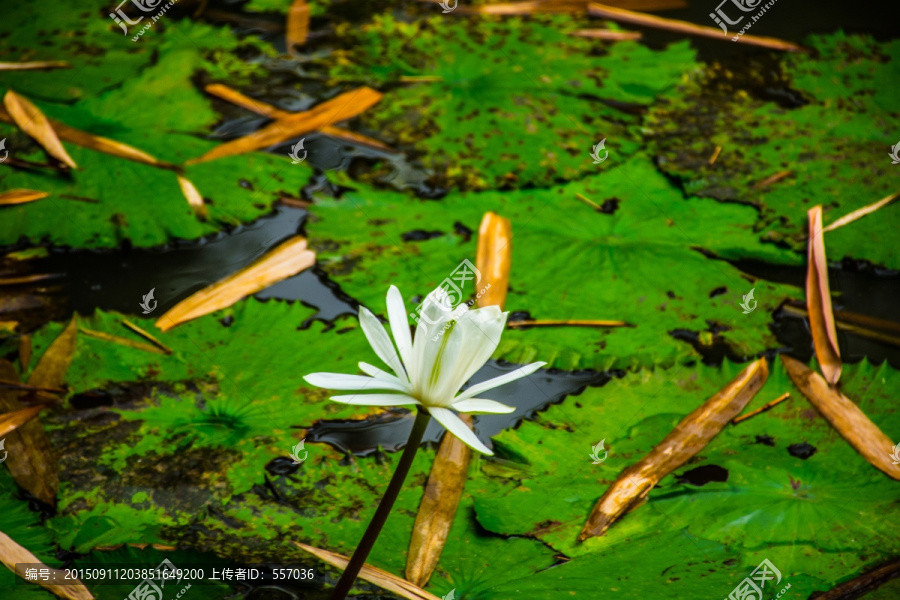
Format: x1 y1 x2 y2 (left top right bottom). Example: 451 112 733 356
322 14 697 189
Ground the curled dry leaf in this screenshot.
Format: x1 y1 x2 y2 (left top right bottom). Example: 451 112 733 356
286 0 311 49
507 319 630 328
430 0 686 15
191 87 383 163
587 3 804 51
0 189 50 206
155 236 316 331
806 206 841 385
0 530 93 600
294 542 441 600
0 61 69 71
0 404 45 437
0 361 59 506
579 357 769 540
176 174 208 220
781 355 900 480
3 90 77 168
121 319 173 354
475 212 512 310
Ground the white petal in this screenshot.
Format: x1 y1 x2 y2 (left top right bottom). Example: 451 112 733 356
451 398 515 414
410 289 457 392
429 306 508 401
359 306 408 381
386 286 414 370
358 362 412 391
303 372 409 393
330 393 420 406
454 361 546 402
429 407 493 455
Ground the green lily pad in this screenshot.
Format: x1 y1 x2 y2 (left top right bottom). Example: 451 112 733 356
646 32 900 269
310 157 799 371
321 14 697 189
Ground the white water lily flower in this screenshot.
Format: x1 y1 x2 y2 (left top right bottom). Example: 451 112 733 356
304 285 545 455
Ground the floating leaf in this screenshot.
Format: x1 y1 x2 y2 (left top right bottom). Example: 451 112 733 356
579 357 768 539
0 404 44 437
175 174 208 220
0 61 69 71
781 355 900 480
0 530 93 599
28 316 77 391
286 0 311 49
156 237 316 331
587 3 803 51
0 189 49 205
191 87 383 163
806 206 841 385
295 542 441 600
3 90 77 168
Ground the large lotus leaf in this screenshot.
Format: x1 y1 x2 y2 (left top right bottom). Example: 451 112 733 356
321 14 697 189
472 358 900 590
0 0 260 102
646 32 900 269
309 158 799 371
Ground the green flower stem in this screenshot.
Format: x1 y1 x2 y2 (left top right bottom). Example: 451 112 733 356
330 408 432 600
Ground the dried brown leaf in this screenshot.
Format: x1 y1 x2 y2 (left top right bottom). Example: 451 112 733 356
475 212 512 310
205 84 289 119
507 319 630 328
190 87 383 163
406 415 471 587
781 355 900 480
822 190 900 233
806 206 841 385
28 316 77 391
0 530 93 600
0 361 58 506
286 0 311 49
441 0 686 15
587 3 804 51
3 90 77 168
0 404 45 437
571 29 642 40
176 174 208 220
18 334 31 369
0 61 69 71
0 189 50 205
579 357 769 540
79 328 167 355
294 542 441 600
156 237 315 331
121 319 173 354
